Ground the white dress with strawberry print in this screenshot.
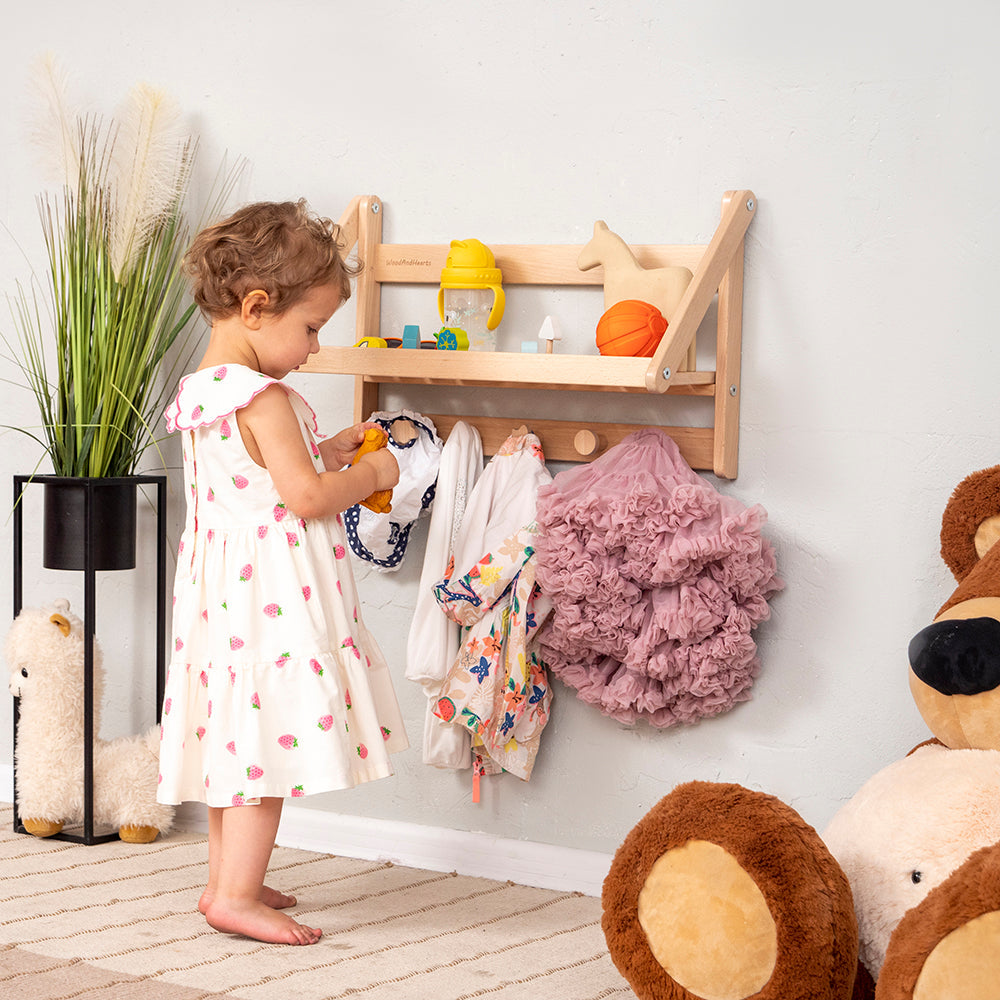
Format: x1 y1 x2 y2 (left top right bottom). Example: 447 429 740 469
157 364 408 808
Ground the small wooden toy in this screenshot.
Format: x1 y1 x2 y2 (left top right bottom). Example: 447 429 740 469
401 325 421 349
578 220 693 322
351 427 393 513
538 315 563 354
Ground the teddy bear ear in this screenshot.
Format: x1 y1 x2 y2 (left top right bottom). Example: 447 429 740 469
940 465 1000 582
48 614 71 637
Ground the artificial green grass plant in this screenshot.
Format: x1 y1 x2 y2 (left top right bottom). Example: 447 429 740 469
4 61 220 477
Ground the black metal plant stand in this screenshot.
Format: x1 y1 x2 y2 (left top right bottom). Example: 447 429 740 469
12 475 168 845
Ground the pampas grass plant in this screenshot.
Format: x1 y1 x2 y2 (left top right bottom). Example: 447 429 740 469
3 56 239 477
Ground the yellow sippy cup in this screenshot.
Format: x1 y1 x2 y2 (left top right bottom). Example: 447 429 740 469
437 239 505 351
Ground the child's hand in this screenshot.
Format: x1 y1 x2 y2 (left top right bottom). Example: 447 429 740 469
322 422 382 470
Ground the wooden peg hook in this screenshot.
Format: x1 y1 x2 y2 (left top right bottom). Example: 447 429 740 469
574 428 605 458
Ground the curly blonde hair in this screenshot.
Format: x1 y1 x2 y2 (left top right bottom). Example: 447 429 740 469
183 199 360 320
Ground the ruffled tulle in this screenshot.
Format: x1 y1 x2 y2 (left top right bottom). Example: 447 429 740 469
534 428 782 727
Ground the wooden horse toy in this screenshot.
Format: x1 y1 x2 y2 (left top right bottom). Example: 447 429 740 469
577 220 693 324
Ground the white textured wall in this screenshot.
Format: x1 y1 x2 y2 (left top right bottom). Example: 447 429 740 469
2 1 999 854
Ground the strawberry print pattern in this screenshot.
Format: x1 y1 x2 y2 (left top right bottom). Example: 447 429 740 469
157 364 407 810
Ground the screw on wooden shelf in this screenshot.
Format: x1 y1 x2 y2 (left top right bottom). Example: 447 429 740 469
730 384 738 396
662 367 671 380
574 429 605 458
371 201 380 213
746 198 755 212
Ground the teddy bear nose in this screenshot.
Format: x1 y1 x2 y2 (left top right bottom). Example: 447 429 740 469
908 616 1000 696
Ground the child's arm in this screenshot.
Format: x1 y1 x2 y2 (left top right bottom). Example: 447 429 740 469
236 385 399 518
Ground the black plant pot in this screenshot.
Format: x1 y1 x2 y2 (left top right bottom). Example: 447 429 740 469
42 478 137 571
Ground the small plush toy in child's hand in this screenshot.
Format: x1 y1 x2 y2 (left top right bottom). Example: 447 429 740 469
352 427 393 513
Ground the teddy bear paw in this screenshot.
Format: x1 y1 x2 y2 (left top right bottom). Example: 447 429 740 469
603 781 859 1000
22 817 64 838
118 824 159 844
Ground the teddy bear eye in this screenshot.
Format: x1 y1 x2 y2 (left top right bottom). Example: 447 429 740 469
911 870 922 884
20 667 28 679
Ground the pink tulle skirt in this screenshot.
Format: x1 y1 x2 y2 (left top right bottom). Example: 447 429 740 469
534 428 782 726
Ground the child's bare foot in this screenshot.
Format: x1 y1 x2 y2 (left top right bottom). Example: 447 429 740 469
204 897 322 945
199 884 296 914
260 885 297 909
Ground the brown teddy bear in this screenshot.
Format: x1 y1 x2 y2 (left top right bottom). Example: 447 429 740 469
601 466 1000 1000
908 464 1000 751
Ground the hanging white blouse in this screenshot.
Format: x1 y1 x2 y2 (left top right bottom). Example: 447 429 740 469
405 422 483 769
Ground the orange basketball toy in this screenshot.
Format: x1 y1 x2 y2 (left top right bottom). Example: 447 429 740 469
595 299 668 358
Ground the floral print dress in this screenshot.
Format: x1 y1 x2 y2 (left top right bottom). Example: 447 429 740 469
430 433 554 783
157 364 407 808
432 522 552 781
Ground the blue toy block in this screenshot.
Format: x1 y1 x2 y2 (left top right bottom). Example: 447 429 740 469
401 325 421 349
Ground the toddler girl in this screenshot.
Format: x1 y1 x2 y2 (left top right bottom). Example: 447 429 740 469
157 200 406 945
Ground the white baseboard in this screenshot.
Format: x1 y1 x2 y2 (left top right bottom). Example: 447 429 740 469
4 768 611 897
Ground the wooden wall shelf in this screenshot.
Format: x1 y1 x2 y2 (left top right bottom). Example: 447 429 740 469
302 191 756 478
309 347 716 394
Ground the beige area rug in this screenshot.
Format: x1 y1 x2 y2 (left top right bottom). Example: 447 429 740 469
0 805 632 999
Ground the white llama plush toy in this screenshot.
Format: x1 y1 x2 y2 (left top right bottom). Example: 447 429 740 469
5 599 174 842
